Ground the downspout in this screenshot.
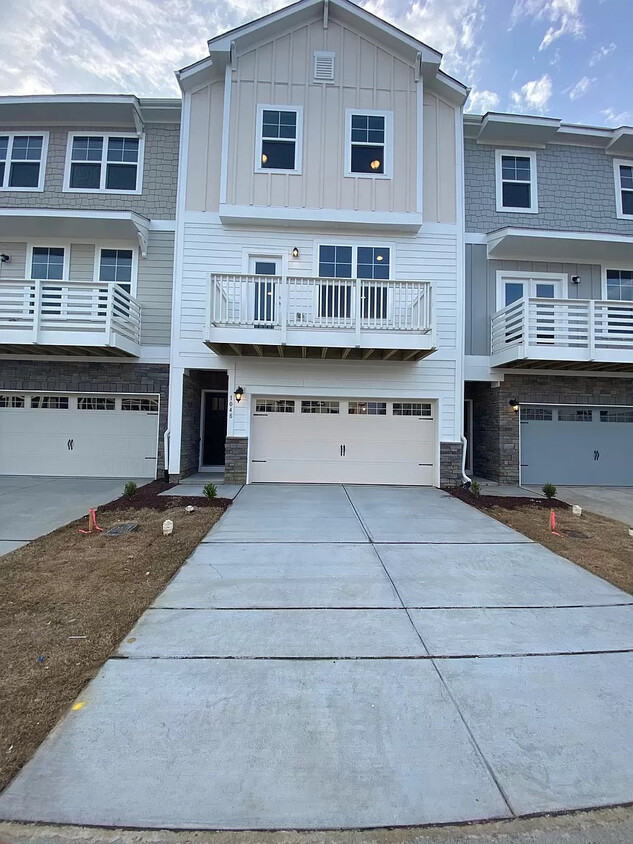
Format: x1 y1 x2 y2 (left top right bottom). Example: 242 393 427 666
460 435 471 487
163 428 170 482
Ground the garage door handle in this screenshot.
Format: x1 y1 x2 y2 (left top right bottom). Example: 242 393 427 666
67 438 74 451
340 444 346 457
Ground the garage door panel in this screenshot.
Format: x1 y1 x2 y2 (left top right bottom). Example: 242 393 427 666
250 398 436 486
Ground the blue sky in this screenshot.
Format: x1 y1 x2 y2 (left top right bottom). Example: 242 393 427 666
0 0 630 127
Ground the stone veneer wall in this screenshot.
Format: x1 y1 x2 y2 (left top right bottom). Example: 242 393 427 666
467 375 633 484
440 442 464 487
224 437 248 484
179 373 202 479
0 360 169 476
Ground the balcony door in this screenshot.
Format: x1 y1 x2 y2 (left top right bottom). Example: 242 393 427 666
249 257 279 326
498 272 566 345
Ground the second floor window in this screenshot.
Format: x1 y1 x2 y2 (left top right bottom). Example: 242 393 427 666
318 245 390 320
606 270 633 301
614 160 633 218
66 134 142 192
256 106 302 173
0 134 47 190
98 249 134 296
346 110 392 177
495 150 537 212
31 247 65 280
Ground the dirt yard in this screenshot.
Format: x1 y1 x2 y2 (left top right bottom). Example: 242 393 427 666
0 499 224 792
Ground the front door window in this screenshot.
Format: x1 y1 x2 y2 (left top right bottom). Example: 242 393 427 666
251 259 278 324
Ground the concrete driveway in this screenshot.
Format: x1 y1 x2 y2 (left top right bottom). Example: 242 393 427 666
0 475 147 556
1 484 633 829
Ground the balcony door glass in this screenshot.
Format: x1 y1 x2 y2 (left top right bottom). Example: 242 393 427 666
357 247 389 320
99 249 133 317
318 245 352 319
31 247 65 315
251 258 278 325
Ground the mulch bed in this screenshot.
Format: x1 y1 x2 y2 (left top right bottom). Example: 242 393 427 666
101 480 232 513
446 485 571 512
0 502 227 793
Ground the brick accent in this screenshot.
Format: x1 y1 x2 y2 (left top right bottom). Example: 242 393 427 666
440 442 463 487
224 437 248 484
467 375 633 484
180 373 202 478
0 360 169 477
1 124 179 219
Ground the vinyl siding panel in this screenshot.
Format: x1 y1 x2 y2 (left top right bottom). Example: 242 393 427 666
69 243 95 281
137 230 174 346
0 242 27 279
423 93 457 224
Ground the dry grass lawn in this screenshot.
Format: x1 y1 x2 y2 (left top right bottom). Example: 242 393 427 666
0 504 223 793
487 504 633 596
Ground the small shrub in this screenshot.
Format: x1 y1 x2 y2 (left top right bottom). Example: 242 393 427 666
470 481 481 498
123 481 137 498
542 482 557 499
203 482 217 500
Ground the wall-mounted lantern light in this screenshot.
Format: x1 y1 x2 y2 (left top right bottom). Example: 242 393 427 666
292 247 299 258
508 398 519 412
0 254 10 263
234 386 245 403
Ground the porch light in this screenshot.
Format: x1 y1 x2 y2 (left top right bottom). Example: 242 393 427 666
370 159 381 170
234 386 245 403
292 246 299 258
509 399 519 412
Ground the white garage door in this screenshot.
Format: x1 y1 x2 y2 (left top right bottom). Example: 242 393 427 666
250 397 436 485
0 392 159 478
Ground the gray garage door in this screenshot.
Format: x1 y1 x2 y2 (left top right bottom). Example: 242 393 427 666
520 405 633 486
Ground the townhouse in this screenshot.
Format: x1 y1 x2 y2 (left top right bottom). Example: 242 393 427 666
167 0 469 488
0 96 180 478
464 115 633 486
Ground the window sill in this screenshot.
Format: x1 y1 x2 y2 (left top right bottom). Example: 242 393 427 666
62 188 142 195
495 205 539 214
0 186 45 193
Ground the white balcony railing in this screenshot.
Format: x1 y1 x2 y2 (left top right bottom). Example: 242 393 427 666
0 279 141 356
206 274 435 358
491 297 633 366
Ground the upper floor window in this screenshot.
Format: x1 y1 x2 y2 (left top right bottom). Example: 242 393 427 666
606 270 633 301
614 160 633 218
31 247 65 280
346 110 392 178
64 133 143 193
0 133 48 191
255 106 303 174
318 245 390 320
495 150 537 213
98 248 134 296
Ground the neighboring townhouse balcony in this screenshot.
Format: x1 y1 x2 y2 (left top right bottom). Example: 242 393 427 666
0 279 141 357
491 297 633 370
205 274 435 361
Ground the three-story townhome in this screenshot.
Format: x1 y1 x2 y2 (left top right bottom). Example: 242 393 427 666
0 96 180 478
168 0 469 487
464 113 633 486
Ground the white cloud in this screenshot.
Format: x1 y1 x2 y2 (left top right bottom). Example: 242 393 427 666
602 108 633 128
589 42 616 67
466 88 500 113
510 73 553 113
511 0 584 51
568 75 595 101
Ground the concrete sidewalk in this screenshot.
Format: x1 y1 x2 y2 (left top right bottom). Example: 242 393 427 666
1 484 633 829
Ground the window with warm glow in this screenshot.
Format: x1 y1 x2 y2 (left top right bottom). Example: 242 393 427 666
256 106 302 174
346 111 392 177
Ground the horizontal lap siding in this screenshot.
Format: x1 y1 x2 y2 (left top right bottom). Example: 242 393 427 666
0 243 27 278
137 230 174 346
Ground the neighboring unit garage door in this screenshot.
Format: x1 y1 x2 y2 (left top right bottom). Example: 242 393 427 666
521 405 633 486
0 393 159 478
250 397 436 485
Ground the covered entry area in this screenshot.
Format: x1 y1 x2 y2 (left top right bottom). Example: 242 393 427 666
249 397 437 485
520 404 633 486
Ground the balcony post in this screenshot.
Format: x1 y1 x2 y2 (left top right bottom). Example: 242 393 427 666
32 279 42 344
280 274 288 344
588 299 595 361
522 297 529 357
354 277 362 346
105 283 114 346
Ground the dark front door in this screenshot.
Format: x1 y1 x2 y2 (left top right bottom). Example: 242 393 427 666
202 392 227 466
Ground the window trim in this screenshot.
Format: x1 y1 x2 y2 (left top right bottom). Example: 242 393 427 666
63 131 145 195
0 131 49 192
613 158 633 219
495 149 538 214
26 241 70 281
254 105 303 175
93 244 139 297
345 109 393 179
495 270 567 311
315 243 393 280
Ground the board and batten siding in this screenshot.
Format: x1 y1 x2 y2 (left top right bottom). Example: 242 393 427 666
179 217 460 442
465 242 604 356
184 20 457 223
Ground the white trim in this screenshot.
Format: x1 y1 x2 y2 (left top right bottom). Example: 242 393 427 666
601 264 633 301
0 207 150 224
254 104 303 175
495 269 568 310
613 157 633 220
93 244 139 297
465 232 487 244
463 398 473 475
495 148 538 213
149 220 176 231
218 204 422 231
0 131 49 192
313 243 393 279
416 74 424 215
62 131 145 195
219 62 232 205
454 102 466 445
344 109 393 180
25 240 70 281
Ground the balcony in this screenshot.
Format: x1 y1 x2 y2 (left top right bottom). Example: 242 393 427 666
491 297 633 370
205 274 435 361
0 280 142 357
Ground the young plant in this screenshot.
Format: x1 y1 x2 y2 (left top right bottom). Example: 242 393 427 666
542 482 557 500
470 481 481 498
123 481 138 498
203 482 217 500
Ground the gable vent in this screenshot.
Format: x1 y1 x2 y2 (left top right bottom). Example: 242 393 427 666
313 51 335 82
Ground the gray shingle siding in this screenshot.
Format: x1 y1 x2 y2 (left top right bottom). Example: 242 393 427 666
0 124 179 219
465 138 633 235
